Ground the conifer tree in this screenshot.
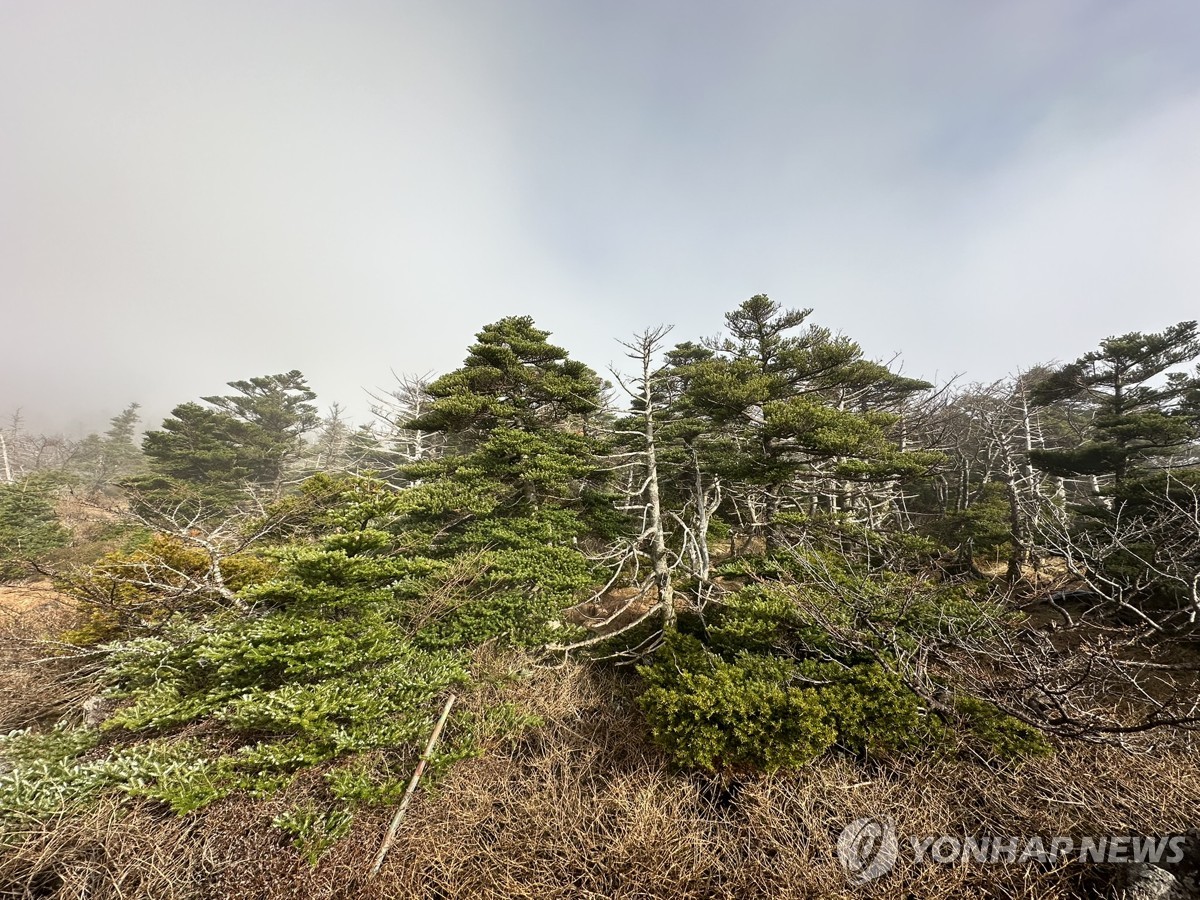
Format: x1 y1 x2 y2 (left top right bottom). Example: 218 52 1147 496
135 372 319 510
199 371 320 486
678 296 935 551
1030 321 1200 487
0 476 68 579
69 403 145 492
399 317 611 643
343 424 395 474
1028 323 1200 625
308 403 352 473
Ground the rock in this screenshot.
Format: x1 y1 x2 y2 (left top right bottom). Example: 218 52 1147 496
81 694 109 727
1121 865 1183 900
1118 831 1200 900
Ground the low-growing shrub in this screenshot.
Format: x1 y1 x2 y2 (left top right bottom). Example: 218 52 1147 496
955 696 1053 761
637 633 837 772
637 633 941 772
272 801 354 866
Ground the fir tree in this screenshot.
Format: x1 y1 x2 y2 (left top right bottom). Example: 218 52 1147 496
0 476 68 579
398 317 611 643
678 296 935 551
1030 321 1200 486
134 372 319 511
68 403 144 492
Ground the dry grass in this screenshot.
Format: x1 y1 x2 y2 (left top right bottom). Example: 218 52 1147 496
0 800 204 900
0 582 90 733
0 582 74 620
3 656 1198 900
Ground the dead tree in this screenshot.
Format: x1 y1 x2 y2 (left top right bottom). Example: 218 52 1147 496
770 534 1199 752
43 488 313 633
600 326 679 632
1035 472 1200 637
361 372 444 479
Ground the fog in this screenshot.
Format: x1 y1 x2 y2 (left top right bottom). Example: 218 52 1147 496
4 1 1200 434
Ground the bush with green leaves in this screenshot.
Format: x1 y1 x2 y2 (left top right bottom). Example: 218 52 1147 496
922 480 1015 559
0 725 103 826
1 463 586 827
84 526 475 809
637 632 936 772
272 802 354 866
954 696 1052 761
638 633 838 772
703 563 1006 657
0 726 230 831
637 560 1026 773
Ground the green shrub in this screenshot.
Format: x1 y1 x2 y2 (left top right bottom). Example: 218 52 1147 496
0 725 102 825
638 570 1025 773
325 757 408 807
104 613 472 767
955 696 1053 761
637 632 944 773
272 802 353 866
637 634 837 772
703 586 803 653
809 661 935 754
0 728 222 824
922 481 1014 558
6 466 588 823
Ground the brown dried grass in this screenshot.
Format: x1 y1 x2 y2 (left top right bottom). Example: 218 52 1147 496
3 657 1198 900
0 582 90 733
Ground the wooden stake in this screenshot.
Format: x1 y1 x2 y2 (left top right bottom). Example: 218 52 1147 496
369 694 457 877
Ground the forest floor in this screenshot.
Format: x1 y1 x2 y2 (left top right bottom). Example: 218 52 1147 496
1 583 1199 900
0 580 73 617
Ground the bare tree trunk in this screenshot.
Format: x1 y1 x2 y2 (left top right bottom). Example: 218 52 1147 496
690 447 714 583
645 418 674 629
762 489 777 554
0 434 11 484
618 328 676 630
1003 476 1026 583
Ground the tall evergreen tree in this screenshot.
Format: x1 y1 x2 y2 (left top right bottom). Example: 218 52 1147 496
148 372 317 486
140 403 255 488
398 317 611 643
199 371 320 485
307 403 352 473
68 403 145 492
0 476 68 579
1030 322 1200 486
135 372 319 511
678 296 935 551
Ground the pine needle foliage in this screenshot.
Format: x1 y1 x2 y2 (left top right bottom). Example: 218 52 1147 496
0 476 69 580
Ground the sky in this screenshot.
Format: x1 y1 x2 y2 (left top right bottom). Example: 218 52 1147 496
3 1 1200 435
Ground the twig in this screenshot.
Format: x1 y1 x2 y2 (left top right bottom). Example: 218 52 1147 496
369 694 457 877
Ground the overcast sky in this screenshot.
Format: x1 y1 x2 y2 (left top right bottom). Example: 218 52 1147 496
4 1 1200 434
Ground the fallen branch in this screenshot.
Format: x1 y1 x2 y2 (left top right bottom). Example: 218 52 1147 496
369 693 457 877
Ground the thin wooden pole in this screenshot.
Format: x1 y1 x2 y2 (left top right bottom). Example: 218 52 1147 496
369 694 457 877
